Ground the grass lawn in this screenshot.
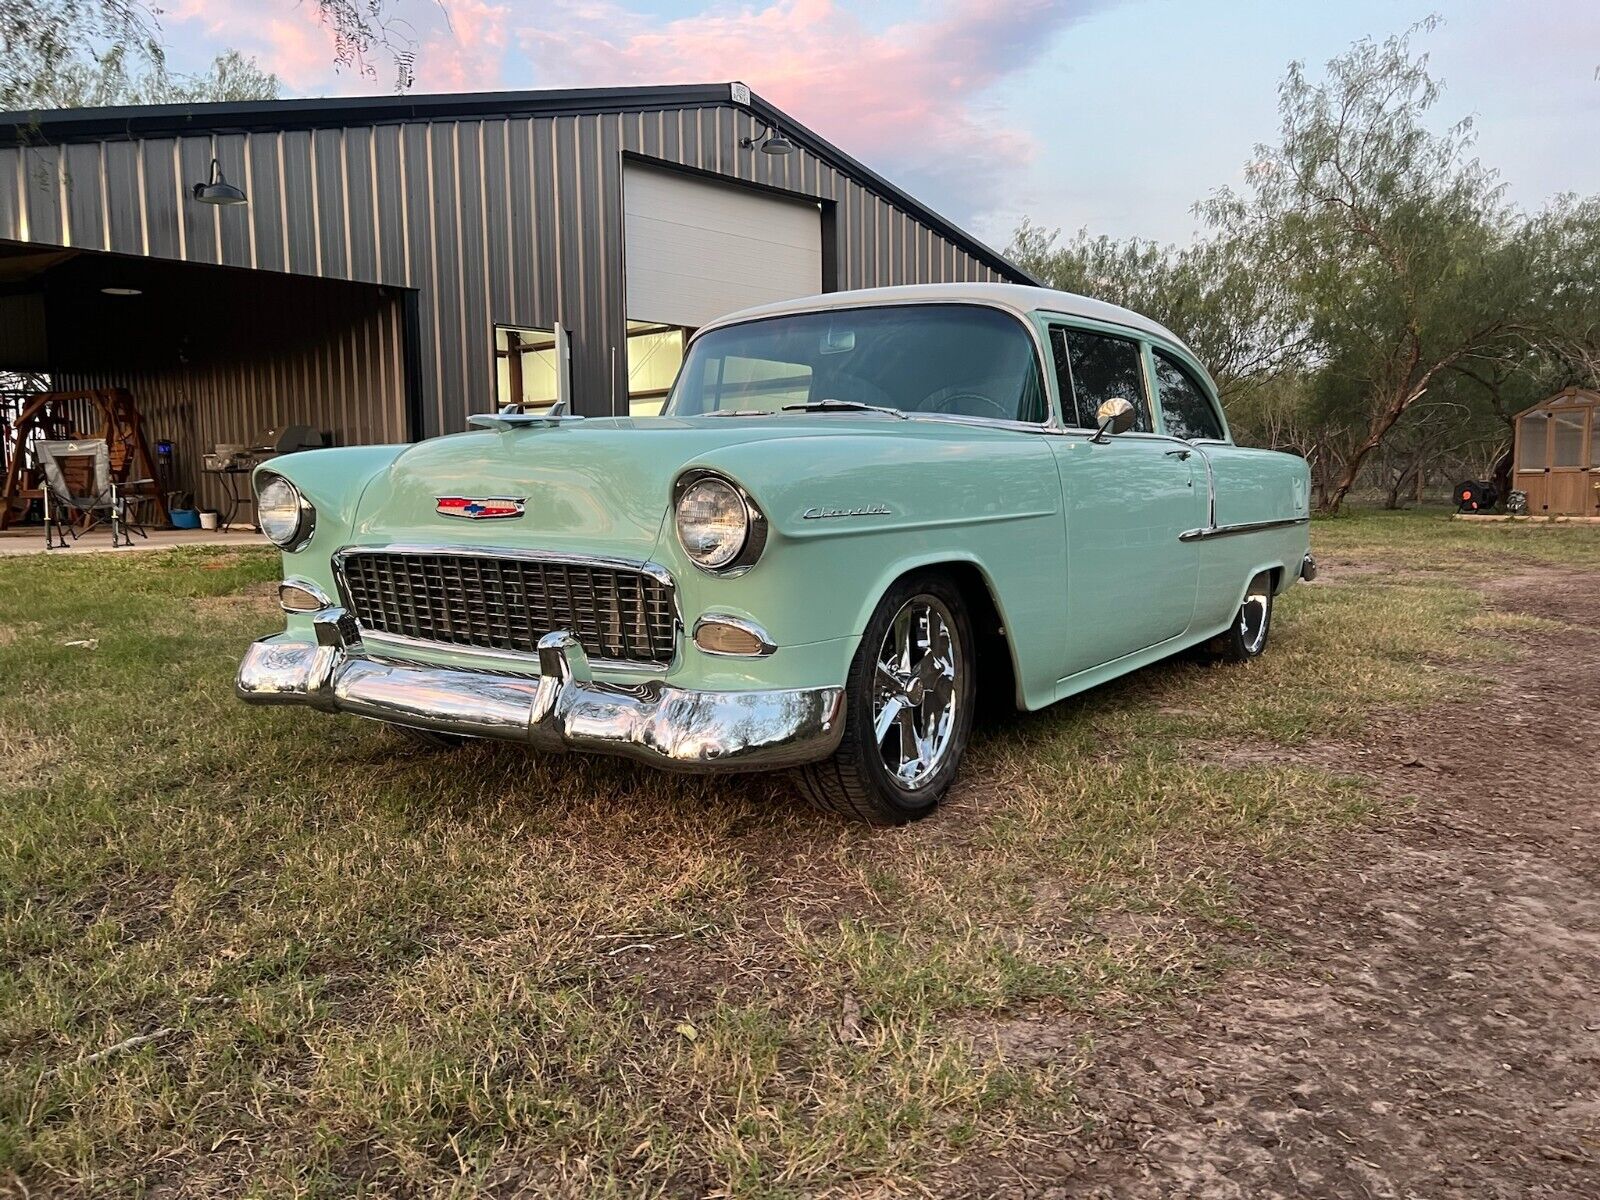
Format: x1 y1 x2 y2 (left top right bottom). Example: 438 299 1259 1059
1 510 1592 1196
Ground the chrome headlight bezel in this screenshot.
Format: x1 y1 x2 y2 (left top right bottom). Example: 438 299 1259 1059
255 472 316 551
673 470 767 575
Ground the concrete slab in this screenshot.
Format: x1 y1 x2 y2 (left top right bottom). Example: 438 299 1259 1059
0 527 270 557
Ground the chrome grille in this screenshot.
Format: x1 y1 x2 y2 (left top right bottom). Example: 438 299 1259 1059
337 550 676 666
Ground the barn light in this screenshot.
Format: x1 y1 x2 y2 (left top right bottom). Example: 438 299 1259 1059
192 158 247 206
741 123 794 156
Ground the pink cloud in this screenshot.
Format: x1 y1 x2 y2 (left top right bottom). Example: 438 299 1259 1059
512 0 1107 217
163 0 506 94
163 0 346 91
414 0 511 92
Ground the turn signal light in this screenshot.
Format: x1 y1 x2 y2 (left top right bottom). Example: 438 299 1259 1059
278 582 328 613
693 617 775 658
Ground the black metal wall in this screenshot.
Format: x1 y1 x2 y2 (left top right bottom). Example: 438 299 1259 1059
0 92 1016 434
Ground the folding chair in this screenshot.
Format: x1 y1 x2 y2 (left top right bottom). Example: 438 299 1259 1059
36 438 151 549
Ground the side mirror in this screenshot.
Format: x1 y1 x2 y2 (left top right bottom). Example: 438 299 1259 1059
1091 397 1136 442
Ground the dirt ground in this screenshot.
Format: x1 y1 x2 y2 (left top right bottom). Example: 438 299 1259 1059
952 563 1600 1199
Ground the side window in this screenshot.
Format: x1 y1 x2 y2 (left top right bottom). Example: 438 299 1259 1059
1153 350 1225 441
1049 326 1151 432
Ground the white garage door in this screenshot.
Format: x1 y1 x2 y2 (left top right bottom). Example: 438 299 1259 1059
623 164 822 330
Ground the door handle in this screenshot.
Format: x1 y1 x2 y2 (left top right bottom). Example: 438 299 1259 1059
1165 448 1192 460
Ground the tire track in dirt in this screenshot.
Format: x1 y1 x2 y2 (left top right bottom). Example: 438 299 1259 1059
945 565 1600 1199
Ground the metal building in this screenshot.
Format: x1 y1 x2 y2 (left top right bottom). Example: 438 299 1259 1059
0 83 1030 512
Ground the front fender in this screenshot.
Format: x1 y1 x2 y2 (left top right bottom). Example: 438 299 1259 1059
658 425 1066 709
250 444 410 618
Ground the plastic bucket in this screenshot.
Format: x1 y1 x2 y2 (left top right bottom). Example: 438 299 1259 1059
198 510 220 531
170 509 200 530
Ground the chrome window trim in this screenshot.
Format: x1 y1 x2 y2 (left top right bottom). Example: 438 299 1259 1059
1149 345 1229 444
1042 316 1158 434
692 614 778 657
670 299 1063 433
331 543 682 673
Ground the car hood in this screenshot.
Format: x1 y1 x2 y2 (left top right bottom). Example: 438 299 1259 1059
348 414 916 558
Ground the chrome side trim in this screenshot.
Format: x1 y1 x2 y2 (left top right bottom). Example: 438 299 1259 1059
237 624 846 774
330 543 682 671
692 614 778 657
1179 516 1311 542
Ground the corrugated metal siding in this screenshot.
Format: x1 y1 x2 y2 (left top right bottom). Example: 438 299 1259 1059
56 282 407 514
0 101 1009 433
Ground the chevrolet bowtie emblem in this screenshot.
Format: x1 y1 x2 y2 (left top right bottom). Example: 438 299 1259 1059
435 496 526 519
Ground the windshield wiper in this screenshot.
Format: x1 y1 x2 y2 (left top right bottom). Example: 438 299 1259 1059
781 398 907 419
700 408 777 418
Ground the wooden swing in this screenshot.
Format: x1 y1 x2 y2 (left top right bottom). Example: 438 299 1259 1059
0 388 170 530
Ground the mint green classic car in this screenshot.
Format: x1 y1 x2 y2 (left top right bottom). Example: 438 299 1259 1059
238 283 1314 824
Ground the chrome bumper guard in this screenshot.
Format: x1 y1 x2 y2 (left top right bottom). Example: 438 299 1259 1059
1300 553 1318 582
236 608 847 772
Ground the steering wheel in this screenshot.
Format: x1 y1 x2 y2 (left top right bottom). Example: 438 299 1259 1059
920 387 1013 420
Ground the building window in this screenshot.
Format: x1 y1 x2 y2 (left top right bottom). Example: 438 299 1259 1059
494 324 561 410
627 320 687 416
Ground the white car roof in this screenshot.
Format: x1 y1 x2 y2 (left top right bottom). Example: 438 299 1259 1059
698 282 1191 354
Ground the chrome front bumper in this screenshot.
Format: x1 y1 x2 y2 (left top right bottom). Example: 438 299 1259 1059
236 608 847 773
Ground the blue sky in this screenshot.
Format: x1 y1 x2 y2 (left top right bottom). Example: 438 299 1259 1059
159 0 1600 249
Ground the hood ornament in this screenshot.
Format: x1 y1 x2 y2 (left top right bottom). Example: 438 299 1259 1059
436 496 526 520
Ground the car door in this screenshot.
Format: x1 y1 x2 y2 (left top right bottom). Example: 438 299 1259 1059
1045 321 1207 680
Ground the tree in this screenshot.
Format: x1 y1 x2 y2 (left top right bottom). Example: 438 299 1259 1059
1 0 426 112
1202 20 1541 512
39 47 281 108
1009 220 1304 404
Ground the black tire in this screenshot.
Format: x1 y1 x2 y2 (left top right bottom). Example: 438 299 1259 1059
795 573 977 825
388 723 472 751
1211 571 1275 663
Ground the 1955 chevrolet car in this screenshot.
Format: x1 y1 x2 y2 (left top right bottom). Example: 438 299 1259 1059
238 283 1314 824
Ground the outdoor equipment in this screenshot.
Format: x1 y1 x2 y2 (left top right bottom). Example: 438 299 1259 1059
36 438 150 549
1455 480 1499 513
0 389 168 530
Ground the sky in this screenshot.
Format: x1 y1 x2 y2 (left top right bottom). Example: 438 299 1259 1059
158 0 1600 252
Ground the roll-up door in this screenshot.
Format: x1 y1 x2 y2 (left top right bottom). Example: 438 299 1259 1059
623 163 822 330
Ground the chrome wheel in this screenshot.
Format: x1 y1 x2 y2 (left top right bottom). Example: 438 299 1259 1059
1238 581 1271 656
871 595 961 790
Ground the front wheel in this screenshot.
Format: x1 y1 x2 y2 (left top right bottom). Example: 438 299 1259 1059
795 574 976 825
1211 570 1275 663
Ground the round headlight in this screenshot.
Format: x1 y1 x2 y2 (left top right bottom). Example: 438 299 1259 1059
675 476 749 570
257 475 311 548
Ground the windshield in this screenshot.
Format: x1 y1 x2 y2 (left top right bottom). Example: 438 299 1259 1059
665 304 1049 423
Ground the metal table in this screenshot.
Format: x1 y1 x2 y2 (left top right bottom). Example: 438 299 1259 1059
202 464 255 531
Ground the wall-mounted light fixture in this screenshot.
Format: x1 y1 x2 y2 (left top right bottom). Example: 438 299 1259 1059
192 158 247 206
740 123 794 156
100 286 142 296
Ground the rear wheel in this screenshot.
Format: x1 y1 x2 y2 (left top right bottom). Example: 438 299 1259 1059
796 574 976 824
1211 571 1275 663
